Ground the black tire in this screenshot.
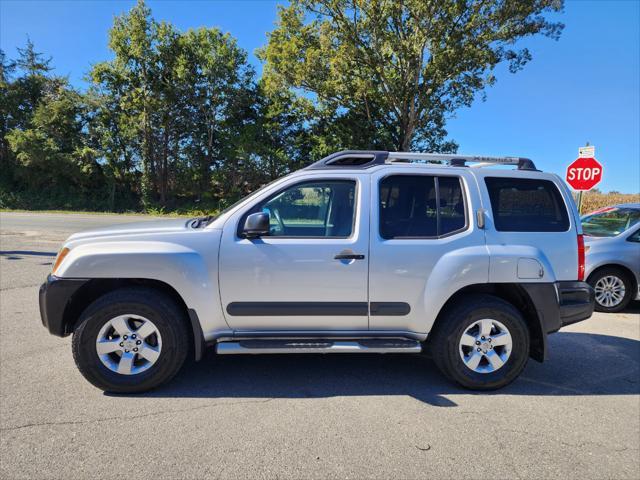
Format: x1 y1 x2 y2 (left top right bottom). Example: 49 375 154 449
588 267 634 313
72 287 189 393
430 294 530 390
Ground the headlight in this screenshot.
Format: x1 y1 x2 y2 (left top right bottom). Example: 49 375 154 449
52 247 70 275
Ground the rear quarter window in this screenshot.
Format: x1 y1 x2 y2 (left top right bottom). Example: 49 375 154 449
485 177 570 232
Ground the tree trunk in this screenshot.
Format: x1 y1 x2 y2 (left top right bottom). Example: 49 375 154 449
202 125 214 200
141 108 156 206
399 115 415 151
109 182 116 211
160 126 169 206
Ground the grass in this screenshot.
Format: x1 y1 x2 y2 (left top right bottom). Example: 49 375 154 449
0 208 195 217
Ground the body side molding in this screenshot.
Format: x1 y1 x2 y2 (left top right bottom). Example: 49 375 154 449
226 301 411 317
226 302 368 316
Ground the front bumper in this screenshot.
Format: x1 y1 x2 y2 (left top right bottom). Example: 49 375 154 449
39 275 89 337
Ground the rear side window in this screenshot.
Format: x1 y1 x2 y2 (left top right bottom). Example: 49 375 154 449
379 175 467 239
485 177 569 232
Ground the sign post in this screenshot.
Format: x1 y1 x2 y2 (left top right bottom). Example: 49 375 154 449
566 144 603 214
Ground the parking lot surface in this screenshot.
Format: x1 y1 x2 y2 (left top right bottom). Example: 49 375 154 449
1 211 639 479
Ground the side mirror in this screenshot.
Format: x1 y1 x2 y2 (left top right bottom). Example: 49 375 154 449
242 212 270 238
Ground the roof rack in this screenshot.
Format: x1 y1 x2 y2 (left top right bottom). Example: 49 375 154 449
306 150 537 171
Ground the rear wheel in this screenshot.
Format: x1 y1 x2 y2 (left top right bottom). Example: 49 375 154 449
430 294 530 390
589 267 633 313
72 288 189 393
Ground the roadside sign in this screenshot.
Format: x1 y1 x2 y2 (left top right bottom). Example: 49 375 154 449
578 146 595 158
566 156 603 191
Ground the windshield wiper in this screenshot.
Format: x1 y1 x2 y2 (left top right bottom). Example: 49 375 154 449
189 215 215 228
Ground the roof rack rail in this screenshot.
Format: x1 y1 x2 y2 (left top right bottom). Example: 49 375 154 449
306 150 537 171
306 150 388 170
386 152 538 171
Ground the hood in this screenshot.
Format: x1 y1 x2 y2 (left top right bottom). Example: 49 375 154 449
67 218 193 242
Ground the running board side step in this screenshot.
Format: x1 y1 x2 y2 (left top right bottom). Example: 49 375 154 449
216 339 422 355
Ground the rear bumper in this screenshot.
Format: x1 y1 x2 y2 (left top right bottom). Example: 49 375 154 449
39 275 89 337
557 281 595 327
522 281 595 335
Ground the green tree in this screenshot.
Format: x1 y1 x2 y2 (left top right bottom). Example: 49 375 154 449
85 89 140 210
92 0 160 205
0 49 17 184
260 0 564 151
1 41 63 186
252 81 314 181
7 84 98 187
177 27 257 202
1 40 100 209
90 0 260 208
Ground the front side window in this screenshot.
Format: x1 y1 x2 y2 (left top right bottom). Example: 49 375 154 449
249 180 356 238
379 175 467 239
582 207 640 237
485 177 569 232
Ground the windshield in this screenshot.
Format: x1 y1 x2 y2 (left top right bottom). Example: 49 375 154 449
581 207 640 237
203 177 285 226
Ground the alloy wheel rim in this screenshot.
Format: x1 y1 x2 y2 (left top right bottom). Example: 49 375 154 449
95 314 162 375
458 319 513 374
594 275 626 308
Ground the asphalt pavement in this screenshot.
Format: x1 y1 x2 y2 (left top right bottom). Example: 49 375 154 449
1 211 639 479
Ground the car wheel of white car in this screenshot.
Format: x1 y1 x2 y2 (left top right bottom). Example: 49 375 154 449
72 287 189 393
589 267 634 313
430 294 529 390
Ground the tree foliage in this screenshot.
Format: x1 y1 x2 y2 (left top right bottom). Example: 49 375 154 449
260 0 564 151
1 0 564 212
1 41 106 208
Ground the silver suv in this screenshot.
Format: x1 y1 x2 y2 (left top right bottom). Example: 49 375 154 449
39 151 595 393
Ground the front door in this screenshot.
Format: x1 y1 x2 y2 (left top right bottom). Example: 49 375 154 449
219 174 370 331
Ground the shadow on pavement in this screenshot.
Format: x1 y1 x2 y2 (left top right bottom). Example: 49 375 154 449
0 250 57 260
621 300 640 314
113 331 639 406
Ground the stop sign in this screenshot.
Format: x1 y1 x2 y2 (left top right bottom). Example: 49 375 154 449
566 157 603 191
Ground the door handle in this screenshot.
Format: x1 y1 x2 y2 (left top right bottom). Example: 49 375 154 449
334 253 365 260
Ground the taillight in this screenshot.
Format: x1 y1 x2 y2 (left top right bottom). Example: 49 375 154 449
577 234 585 281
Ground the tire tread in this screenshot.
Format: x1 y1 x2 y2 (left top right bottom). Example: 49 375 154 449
72 287 189 393
429 294 529 390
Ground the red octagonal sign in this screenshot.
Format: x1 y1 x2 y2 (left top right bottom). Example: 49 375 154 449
566 157 603 191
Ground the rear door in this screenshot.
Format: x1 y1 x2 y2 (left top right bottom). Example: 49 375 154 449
368 167 488 333
476 171 578 281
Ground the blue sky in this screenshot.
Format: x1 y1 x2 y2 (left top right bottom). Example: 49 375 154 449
1 0 638 193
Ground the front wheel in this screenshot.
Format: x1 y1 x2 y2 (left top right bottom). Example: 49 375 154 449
430 294 530 390
72 288 189 393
